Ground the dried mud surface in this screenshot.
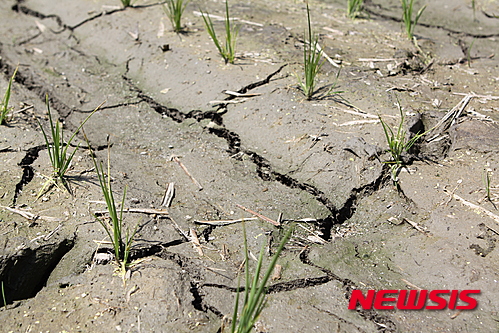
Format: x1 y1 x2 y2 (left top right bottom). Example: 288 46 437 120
1 0 499 332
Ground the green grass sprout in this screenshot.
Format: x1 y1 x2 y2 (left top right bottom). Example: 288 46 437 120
347 0 364 19
296 3 342 100
297 2 324 100
401 0 426 40
164 0 189 33
120 0 133 8
37 97 102 197
1 281 6 308
90 138 138 280
231 223 293 333
379 99 428 182
0 66 18 125
483 168 492 202
467 38 476 67
201 1 239 64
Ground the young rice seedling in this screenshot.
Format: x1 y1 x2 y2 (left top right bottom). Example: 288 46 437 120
483 168 493 202
347 0 364 19
90 140 138 280
297 3 324 100
401 0 426 40
37 97 102 196
201 1 239 64
0 66 18 125
231 223 293 333
120 0 133 7
164 0 189 33
379 100 427 182
296 3 342 100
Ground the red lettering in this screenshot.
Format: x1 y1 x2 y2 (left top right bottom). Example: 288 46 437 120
373 290 398 310
427 290 449 310
457 290 480 310
448 290 459 309
397 290 427 310
348 289 481 310
348 290 375 310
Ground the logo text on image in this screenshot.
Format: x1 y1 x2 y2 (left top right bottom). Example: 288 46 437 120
348 289 481 310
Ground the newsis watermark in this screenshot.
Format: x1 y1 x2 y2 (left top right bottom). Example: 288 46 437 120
348 289 481 310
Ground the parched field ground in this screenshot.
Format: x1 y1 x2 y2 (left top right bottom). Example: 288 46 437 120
1 0 499 332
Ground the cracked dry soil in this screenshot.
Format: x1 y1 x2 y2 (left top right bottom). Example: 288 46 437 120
1 0 499 332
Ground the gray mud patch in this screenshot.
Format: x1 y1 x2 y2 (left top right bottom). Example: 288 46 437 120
1 0 499 332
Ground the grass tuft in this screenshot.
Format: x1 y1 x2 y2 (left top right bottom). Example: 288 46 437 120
296 3 342 100
379 99 427 182
164 0 189 33
347 0 364 19
297 3 324 100
0 66 18 125
120 0 133 8
37 97 101 196
89 138 138 279
231 223 293 333
401 0 426 40
201 1 239 64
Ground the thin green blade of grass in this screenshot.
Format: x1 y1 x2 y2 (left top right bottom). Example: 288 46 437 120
37 98 103 197
483 169 492 201
164 0 188 33
94 158 122 261
120 0 133 8
297 2 338 100
223 0 239 64
379 98 433 182
401 0 426 40
1 66 18 125
1 281 6 307
231 273 242 333
201 11 223 56
467 38 476 67
86 135 137 279
232 223 293 333
201 1 238 64
238 242 265 331
347 0 364 19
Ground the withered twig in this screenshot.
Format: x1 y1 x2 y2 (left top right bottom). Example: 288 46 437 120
170 155 203 190
427 94 473 141
403 218 432 237
93 207 169 215
450 310 463 319
44 223 62 240
444 189 499 234
442 181 462 207
167 216 189 241
161 182 175 207
334 119 380 127
401 278 423 290
1 206 62 222
194 217 258 226
190 228 204 256
236 204 279 226
358 58 397 62
125 285 139 303
209 99 248 105
316 43 341 68
223 90 262 97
